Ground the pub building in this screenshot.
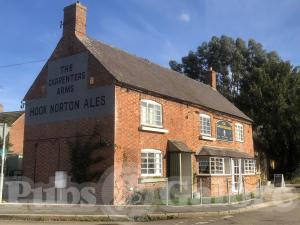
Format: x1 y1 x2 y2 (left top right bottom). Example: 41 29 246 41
23 2 257 204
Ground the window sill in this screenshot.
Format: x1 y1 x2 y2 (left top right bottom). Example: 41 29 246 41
139 125 169 134
199 135 216 141
197 174 231 177
138 177 168 184
235 139 244 143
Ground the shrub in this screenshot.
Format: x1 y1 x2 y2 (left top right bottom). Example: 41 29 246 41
210 197 216 204
290 177 300 184
236 194 243 202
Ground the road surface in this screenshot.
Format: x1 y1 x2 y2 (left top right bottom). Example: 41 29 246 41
0 199 298 225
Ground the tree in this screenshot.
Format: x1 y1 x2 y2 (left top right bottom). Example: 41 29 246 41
0 133 12 152
68 126 111 183
170 36 300 177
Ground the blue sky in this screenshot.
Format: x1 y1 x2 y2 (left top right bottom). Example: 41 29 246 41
0 0 299 111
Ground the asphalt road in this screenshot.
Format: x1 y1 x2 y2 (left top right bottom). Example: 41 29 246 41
0 199 298 225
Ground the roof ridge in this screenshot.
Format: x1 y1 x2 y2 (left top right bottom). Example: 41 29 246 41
77 35 251 122
82 36 212 89
0 111 24 114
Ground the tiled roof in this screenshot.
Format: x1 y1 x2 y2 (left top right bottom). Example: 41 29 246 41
168 140 193 153
78 35 252 122
0 111 24 126
196 146 253 158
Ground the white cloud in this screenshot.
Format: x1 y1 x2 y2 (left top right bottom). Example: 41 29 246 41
179 12 190 23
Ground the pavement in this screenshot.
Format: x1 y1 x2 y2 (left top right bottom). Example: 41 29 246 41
0 198 299 225
0 186 298 222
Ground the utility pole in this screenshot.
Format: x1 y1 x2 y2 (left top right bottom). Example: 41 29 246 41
0 123 7 203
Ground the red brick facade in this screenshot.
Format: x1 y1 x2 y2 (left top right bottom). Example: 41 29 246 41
9 113 25 155
113 86 256 203
23 33 116 203
23 2 257 205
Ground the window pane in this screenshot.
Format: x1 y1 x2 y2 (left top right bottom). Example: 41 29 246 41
244 159 255 174
141 101 163 127
149 169 155 174
154 105 161 110
141 151 162 176
141 105 147 124
235 124 244 141
200 115 211 136
224 158 231 174
199 157 209 174
148 163 154 168
210 157 224 174
148 153 154 157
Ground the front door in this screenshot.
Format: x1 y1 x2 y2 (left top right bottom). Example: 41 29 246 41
232 158 242 193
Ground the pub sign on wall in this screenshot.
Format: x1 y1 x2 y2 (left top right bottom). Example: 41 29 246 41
216 120 233 142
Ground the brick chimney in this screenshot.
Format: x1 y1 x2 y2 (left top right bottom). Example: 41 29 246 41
0 104 3 113
63 1 87 37
208 67 217 90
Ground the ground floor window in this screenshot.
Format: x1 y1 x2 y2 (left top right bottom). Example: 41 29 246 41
199 157 210 174
198 157 255 175
210 157 224 174
244 159 256 174
141 149 162 176
199 157 226 175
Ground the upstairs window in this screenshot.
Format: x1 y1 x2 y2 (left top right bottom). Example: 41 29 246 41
235 123 244 142
141 149 162 176
141 100 162 127
200 114 211 136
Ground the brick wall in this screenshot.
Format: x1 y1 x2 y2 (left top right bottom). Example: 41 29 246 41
9 113 25 155
24 35 256 204
23 34 116 204
114 85 255 203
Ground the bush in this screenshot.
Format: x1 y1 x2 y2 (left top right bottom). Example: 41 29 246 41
210 197 216 204
290 177 300 184
236 194 243 202
223 196 228 203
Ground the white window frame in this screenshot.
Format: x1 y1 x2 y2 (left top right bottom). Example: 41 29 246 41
243 159 256 175
235 123 244 142
140 100 163 128
141 149 163 177
198 157 210 174
200 114 211 137
209 157 225 175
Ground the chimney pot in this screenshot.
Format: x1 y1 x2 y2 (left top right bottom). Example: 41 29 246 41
208 67 217 90
63 2 87 37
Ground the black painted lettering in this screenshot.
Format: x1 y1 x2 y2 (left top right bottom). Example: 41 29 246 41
83 99 89 108
101 96 105 105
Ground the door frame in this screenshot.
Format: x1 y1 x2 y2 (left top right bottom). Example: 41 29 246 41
231 158 242 193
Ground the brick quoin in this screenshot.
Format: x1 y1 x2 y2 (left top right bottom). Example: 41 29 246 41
23 2 257 205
